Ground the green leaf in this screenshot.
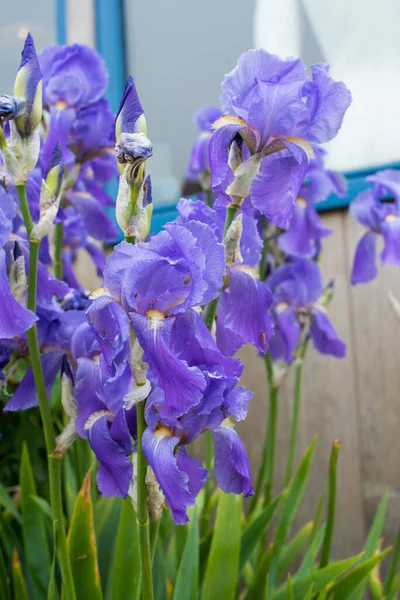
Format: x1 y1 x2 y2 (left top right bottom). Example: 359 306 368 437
173 507 199 600
269 437 317 590
384 527 400 596
111 499 140 600
12 549 29 600
240 494 282 572
30 494 52 520
20 442 50 600
369 567 384 600
328 549 390 599
199 528 213 584
277 521 313 581
272 553 363 600
0 542 11 600
201 493 242 600
47 524 59 600
295 525 326 579
349 491 388 600
319 441 340 569
153 537 167 600
286 574 294 600
245 544 275 600
0 484 21 523
67 471 103 600
303 585 314 600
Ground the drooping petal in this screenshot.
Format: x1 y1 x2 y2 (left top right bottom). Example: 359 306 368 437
5 350 63 411
89 413 133 497
131 312 206 418
68 192 119 241
310 307 346 358
171 309 242 376
380 216 400 266
142 427 194 524
187 132 212 180
217 267 273 355
300 63 352 144
270 306 301 363
193 104 222 131
176 447 208 498
250 143 309 228
212 424 253 497
351 231 378 284
0 249 37 339
74 358 105 437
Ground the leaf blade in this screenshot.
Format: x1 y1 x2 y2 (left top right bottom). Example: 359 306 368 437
111 499 140 600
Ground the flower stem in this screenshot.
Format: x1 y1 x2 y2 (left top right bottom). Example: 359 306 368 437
205 188 212 208
284 341 308 486
204 204 239 330
54 221 63 280
16 184 76 600
124 235 153 598
263 353 279 508
136 401 154 600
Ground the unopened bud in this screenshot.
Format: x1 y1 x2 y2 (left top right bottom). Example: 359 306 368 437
224 213 243 267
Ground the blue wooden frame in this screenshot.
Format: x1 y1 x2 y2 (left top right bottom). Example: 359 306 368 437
56 2 400 233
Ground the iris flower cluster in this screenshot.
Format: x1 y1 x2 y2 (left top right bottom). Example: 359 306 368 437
1 37 351 526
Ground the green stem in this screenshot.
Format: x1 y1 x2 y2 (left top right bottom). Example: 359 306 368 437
319 440 340 568
205 188 212 208
201 431 214 537
248 406 270 517
259 216 268 281
125 233 154 598
136 401 154 600
16 185 76 600
204 204 239 330
284 341 308 486
54 222 63 280
263 353 279 508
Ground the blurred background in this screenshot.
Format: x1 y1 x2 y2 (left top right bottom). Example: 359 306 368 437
2 0 400 556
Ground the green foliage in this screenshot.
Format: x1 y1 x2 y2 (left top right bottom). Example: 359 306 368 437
67 471 103 600
173 507 199 600
11 549 29 600
20 442 50 600
201 493 242 600
111 499 140 600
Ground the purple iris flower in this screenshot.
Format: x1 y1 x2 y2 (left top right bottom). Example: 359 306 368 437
278 148 347 257
142 307 253 523
267 258 346 362
350 169 400 284
91 220 225 418
210 51 351 227
187 105 222 181
177 198 273 356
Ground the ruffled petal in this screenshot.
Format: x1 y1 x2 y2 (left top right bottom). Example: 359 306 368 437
212 425 253 496
142 427 193 524
74 358 105 437
310 308 346 357
300 63 352 144
351 231 378 284
209 119 248 192
68 192 119 241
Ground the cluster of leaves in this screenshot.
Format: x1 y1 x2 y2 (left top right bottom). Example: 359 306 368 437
1 437 399 599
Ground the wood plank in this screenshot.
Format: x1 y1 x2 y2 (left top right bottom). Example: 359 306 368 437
345 212 400 546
